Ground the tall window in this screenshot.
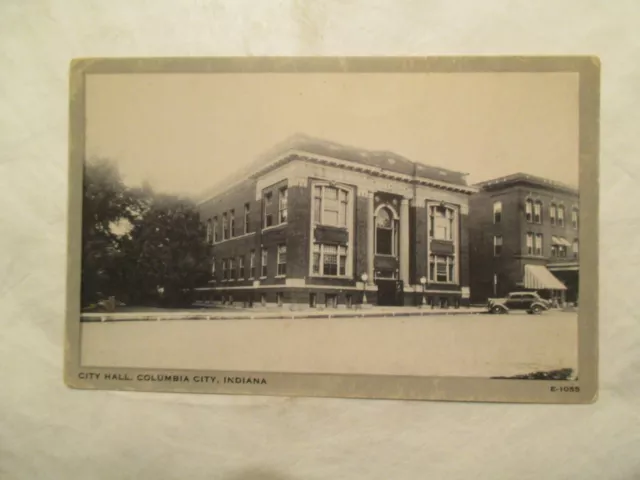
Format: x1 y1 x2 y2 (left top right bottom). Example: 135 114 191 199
211 257 216 277
535 233 543 256
228 258 236 280
551 245 558 257
277 244 287 275
429 255 455 283
525 199 533 222
222 259 227 280
534 201 542 224
206 219 213 244
375 207 398 255
238 256 244 279
493 201 502 224
572 207 579 229
429 205 454 241
558 238 568 257
222 213 228 240
244 203 250 234
312 243 348 276
573 239 579 255
550 203 557 225
229 210 235 237
279 187 288 224
213 216 219 242
557 205 565 227
493 235 502 256
313 185 349 227
526 232 533 255
261 248 268 277
264 192 273 228
249 250 256 278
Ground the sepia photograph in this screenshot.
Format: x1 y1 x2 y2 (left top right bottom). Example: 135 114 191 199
65 57 599 403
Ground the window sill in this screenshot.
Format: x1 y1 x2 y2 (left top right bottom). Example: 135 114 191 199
259 276 267 280
308 274 351 279
262 223 287 233
275 275 287 278
212 231 256 245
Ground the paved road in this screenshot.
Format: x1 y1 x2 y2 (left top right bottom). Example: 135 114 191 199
81 311 577 378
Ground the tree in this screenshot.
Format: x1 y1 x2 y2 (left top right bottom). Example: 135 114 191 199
81 158 146 307
118 194 210 307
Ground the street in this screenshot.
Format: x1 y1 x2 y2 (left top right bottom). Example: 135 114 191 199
80 311 578 379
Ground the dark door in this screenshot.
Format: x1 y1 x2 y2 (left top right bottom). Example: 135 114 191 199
376 279 403 306
376 280 396 306
505 294 523 309
521 294 536 309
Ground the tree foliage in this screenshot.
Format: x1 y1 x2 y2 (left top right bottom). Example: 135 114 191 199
81 158 210 309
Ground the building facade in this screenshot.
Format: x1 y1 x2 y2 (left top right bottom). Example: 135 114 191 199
468 173 580 305
195 135 477 308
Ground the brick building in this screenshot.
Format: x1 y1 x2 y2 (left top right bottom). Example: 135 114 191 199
195 135 477 308
468 173 580 304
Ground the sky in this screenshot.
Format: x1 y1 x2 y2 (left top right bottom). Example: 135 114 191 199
85 71 579 196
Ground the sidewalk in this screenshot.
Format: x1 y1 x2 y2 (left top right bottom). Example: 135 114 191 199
80 305 488 322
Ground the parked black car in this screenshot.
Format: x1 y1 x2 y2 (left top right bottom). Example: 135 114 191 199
487 292 551 315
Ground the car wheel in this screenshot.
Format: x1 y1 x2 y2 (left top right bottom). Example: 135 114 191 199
530 305 543 314
491 306 505 315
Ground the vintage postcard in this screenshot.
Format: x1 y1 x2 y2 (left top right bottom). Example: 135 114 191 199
65 56 599 403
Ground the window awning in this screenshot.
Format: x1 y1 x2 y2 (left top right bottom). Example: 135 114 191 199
524 264 567 290
551 236 572 247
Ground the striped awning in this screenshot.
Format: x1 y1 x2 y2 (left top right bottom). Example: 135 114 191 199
551 236 572 247
524 264 567 290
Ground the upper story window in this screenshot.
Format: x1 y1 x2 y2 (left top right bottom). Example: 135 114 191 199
429 254 455 283
222 213 229 240
244 203 250 234
375 206 398 256
572 207 579 229
525 199 533 223
533 201 542 224
312 243 347 277
493 201 502 224
493 235 502 256
249 250 256 278
206 219 213 244
535 233 543 256
573 239 579 255
228 258 236 280
238 256 245 279
526 232 534 255
213 216 219 243
279 187 288 224
277 244 287 276
261 248 268 277
264 192 273 228
313 185 350 227
550 203 557 225
229 209 235 237
429 205 454 241
557 205 565 227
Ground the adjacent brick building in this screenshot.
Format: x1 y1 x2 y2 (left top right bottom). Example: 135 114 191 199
195 134 477 308
468 173 580 305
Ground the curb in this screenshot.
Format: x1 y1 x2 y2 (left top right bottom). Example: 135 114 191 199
81 309 486 323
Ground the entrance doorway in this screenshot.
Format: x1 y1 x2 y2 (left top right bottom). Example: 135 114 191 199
376 279 404 306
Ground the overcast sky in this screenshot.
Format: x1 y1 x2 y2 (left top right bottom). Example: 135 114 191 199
86 72 579 196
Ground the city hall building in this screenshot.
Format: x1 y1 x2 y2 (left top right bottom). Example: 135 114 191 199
468 173 580 305
195 135 477 308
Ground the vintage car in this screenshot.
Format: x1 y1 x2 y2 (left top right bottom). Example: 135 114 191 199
487 291 551 315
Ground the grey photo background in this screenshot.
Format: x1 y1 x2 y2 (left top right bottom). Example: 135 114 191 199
1 2 638 480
